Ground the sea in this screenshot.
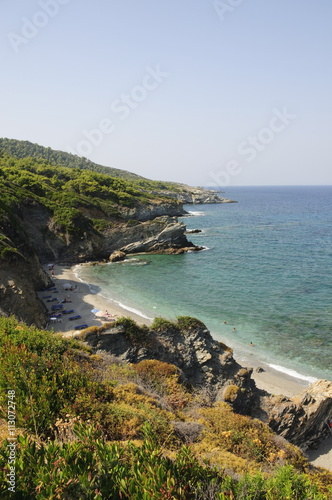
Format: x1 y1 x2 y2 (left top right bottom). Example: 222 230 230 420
76 186 332 383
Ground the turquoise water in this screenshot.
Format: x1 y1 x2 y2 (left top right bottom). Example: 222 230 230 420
77 186 332 382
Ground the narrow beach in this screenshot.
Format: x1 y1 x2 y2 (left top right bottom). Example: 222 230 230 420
39 263 332 471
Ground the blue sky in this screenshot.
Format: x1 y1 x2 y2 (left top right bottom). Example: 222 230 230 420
1 0 331 186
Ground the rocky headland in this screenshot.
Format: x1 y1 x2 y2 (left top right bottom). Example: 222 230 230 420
80 318 332 454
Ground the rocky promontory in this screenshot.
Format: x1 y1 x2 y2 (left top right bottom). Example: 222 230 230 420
148 184 237 204
262 379 332 452
81 318 257 415
80 318 332 452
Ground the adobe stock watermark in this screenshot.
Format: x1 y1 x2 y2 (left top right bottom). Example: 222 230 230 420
66 65 169 157
209 107 296 187
213 0 245 22
7 0 72 54
6 390 17 493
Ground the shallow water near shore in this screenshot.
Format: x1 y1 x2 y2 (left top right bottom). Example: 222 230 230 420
76 186 332 382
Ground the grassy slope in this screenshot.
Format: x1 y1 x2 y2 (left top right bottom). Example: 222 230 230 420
0 317 331 499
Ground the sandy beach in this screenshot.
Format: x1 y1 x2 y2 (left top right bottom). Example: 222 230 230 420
38 263 151 338
39 263 332 471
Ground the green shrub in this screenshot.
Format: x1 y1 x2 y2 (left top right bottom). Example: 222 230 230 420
126 219 140 227
151 317 178 331
0 425 327 499
115 317 149 346
90 218 112 231
177 316 206 332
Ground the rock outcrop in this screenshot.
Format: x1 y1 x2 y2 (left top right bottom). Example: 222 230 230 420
82 320 332 450
0 199 196 264
121 201 186 221
150 185 237 204
109 251 126 262
82 321 257 414
262 379 332 451
108 217 195 255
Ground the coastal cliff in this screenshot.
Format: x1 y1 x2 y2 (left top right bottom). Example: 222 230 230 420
0 251 50 328
81 318 332 452
81 317 256 415
148 184 237 204
262 379 332 452
1 141 331 475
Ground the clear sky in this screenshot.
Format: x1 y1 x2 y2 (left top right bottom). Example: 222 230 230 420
1 0 331 186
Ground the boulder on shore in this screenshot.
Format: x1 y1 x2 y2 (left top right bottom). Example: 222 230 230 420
109 251 126 262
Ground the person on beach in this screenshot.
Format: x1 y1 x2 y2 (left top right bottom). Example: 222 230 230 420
327 419 332 435
249 342 255 346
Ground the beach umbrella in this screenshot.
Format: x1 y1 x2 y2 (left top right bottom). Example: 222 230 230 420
95 311 108 317
63 283 72 289
91 308 99 313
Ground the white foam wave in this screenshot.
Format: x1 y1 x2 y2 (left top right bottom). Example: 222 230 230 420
74 266 153 320
112 299 153 320
72 265 100 294
187 211 205 216
116 258 149 266
268 364 318 384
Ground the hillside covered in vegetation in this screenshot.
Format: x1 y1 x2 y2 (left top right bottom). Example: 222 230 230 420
0 316 331 499
0 138 229 205
0 137 146 180
0 150 182 240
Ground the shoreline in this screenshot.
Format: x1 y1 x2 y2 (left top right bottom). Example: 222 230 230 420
39 263 332 471
41 263 318 396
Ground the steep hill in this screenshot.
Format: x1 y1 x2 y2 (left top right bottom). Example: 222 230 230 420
0 138 234 204
0 137 145 180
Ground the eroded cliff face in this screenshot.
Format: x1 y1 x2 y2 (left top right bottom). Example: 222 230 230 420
82 321 332 450
0 252 50 328
262 379 332 451
106 216 195 255
120 201 186 221
15 200 194 263
82 322 257 414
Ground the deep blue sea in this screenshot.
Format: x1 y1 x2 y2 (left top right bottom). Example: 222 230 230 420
76 186 332 382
